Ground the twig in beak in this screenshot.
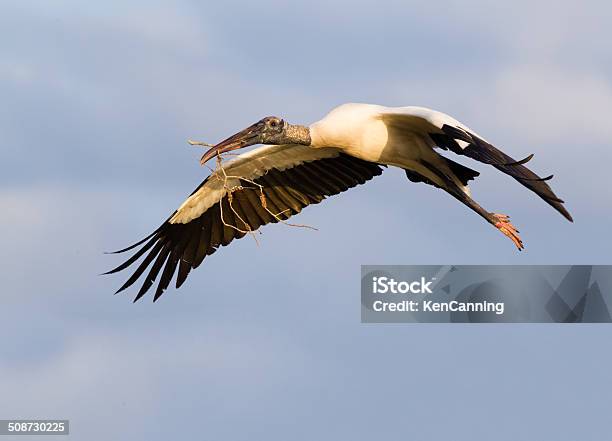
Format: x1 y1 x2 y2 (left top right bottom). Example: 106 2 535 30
187 139 215 148
213 159 318 233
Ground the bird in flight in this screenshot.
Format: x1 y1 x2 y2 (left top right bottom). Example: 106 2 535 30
106 103 572 302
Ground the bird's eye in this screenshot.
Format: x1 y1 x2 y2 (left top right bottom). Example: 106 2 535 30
270 120 278 127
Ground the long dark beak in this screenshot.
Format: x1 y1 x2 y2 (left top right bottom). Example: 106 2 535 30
200 121 264 165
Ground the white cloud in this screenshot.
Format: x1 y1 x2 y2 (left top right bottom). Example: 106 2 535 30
6 1 208 56
0 60 34 84
0 320 318 441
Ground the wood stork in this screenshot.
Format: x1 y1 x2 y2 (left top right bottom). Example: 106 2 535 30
106 103 573 301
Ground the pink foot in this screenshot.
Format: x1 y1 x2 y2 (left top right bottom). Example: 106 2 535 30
492 213 524 250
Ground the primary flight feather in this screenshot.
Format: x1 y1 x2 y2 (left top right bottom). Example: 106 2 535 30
106 103 572 301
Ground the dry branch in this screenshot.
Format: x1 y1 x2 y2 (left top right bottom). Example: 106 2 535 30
188 140 318 246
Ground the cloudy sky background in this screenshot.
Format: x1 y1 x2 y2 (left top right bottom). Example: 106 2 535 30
1 0 611 439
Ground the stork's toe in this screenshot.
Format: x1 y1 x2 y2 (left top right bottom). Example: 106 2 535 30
492 213 524 250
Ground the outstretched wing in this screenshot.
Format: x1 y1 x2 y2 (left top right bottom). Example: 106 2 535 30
382 107 573 222
105 144 384 302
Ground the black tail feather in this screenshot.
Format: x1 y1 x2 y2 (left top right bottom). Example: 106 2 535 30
442 157 480 186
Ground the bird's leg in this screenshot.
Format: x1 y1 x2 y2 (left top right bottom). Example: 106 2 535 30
445 187 524 250
420 164 524 250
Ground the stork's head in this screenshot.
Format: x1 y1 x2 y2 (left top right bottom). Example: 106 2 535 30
200 116 311 165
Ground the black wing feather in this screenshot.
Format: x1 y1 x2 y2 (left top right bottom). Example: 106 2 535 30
106 154 384 302
438 125 573 222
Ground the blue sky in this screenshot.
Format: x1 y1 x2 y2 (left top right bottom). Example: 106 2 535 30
1 1 611 439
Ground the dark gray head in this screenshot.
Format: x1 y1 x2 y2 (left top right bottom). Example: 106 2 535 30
200 116 311 165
